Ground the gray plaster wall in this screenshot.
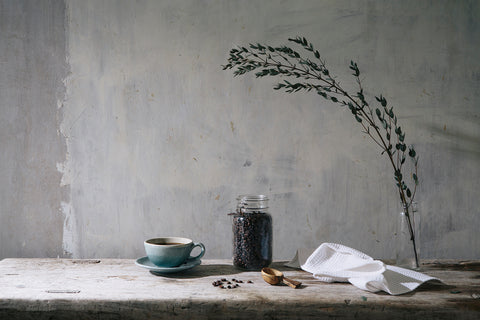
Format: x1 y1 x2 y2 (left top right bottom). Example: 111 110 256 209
1 0 479 260
0 0 67 258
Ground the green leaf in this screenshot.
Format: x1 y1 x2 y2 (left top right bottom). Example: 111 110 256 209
318 91 328 99
376 95 386 106
355 115 362 123
388 108 394 118
409 147 416 158
269 69 279 76
255 69 269 77
357 90 364 101
288 37 302 44
394 174 402 183
349 61 360 76
407 188 412 198
375 108 381 118
394 170 401 180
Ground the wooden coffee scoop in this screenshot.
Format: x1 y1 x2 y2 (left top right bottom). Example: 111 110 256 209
261 267 302 289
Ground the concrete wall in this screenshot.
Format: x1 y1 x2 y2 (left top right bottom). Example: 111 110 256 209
1 0 479 260
0 0 67 258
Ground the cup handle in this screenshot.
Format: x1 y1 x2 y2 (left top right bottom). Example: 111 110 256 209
188 242 206 261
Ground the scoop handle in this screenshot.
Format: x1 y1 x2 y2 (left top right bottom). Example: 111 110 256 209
282 276 302 289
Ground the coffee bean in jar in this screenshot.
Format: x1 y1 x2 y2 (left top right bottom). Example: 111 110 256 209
231 195 272 270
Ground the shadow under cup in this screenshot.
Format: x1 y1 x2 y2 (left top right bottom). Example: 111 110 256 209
144 237 206 267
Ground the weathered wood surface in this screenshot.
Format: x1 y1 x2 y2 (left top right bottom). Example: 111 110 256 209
0 258 479 319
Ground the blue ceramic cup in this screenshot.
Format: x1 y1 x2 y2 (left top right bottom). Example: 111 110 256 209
144 237 205 267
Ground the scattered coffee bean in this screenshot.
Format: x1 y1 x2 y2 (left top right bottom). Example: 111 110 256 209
212 278 253 289
213 280 225 287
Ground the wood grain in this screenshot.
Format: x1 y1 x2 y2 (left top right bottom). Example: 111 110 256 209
0 259 479 319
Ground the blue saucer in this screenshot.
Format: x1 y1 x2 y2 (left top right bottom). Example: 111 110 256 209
135 256 201 274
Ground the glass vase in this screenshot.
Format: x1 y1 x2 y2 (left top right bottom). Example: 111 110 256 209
395 202 420 269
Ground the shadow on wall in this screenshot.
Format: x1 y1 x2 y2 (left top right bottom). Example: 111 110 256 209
424 122 480 158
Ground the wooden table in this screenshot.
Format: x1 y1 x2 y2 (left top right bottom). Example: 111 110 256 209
0 258 479 319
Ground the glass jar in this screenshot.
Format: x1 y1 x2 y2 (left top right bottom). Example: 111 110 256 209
231 195 272 270
395 201 420 269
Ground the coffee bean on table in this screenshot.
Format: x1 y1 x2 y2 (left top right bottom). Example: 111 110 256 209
212 278 253 289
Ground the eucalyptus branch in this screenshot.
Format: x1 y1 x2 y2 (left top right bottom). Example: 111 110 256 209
224 36 421 267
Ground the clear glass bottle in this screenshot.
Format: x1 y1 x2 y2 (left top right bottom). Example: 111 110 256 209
396 201 420 269
231 195 272 270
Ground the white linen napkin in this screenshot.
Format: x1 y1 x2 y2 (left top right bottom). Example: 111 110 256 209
285 243 441 295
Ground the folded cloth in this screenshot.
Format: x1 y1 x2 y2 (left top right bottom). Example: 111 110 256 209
285 243 441 295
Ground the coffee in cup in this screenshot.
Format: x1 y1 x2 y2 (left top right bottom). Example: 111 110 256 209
144 237 205 267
